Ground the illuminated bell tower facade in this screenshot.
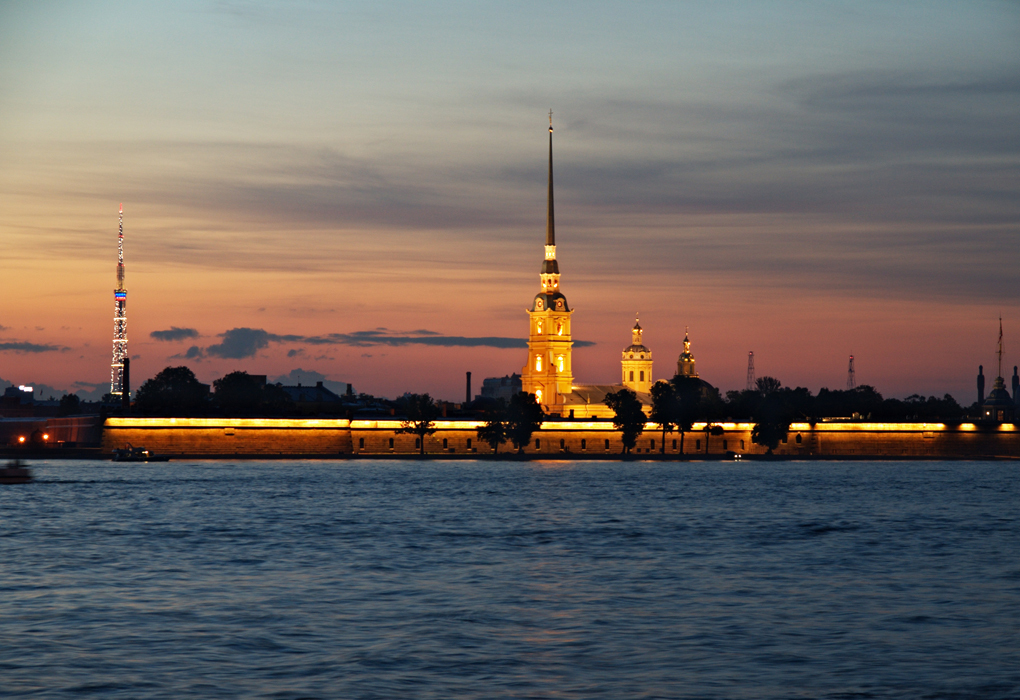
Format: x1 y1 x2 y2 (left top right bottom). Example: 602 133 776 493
677 327 698 378
522 113 573 410
110 204 128 398
621 317 653 393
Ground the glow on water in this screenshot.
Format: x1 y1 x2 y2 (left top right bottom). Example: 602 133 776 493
1 460 1018 699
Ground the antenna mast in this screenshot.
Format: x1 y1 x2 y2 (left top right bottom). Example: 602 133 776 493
998 316 1004 378
746 351 755 391
847 355 856 390
110 204 128 398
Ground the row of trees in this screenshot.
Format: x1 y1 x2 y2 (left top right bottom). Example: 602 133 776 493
132 367 295 416
604 376 797 455
126 366 971 455
397 392 545 455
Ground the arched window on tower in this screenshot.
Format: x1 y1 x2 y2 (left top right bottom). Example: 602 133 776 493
535 389 543 403
535 355 542 371
537 320 543 335
557 322 563 336
557 356 564 372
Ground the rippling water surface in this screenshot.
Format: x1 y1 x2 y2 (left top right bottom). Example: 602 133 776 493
1 459 1018 699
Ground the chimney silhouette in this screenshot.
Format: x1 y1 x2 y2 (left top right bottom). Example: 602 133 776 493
121 357 130 413
466 372 472 404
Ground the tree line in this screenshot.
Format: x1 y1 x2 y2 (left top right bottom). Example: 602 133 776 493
118 365 970 455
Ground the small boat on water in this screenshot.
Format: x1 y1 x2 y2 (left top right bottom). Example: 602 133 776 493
0 459 33 484
111 445 170 462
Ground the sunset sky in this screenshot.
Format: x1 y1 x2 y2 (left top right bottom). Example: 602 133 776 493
1 1 1018 402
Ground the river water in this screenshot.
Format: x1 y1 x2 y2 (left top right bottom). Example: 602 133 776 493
1 459 1018 699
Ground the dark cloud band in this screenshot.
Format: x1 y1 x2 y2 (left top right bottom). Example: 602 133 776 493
175 326 595 359
150 326 200 342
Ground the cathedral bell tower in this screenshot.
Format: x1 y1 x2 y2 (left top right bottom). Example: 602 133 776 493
677 327 698 378
522 112 573 409
622 316 653 393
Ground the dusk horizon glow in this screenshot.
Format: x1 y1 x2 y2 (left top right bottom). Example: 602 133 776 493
2 1 1018 403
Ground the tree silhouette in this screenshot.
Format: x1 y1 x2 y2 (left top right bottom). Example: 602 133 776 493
671 376 702 455
58 393 81 416
604 388 646 454
134 366 208 416
213 371 294 416
213 371 263 415
750 382 791 454
704 424 724 454
396 393 440 455
755 376 782 396
650 381 678 454
476 398 509 454
506 392 544 454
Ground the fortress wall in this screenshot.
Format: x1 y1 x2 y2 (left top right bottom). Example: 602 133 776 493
101 418 1020 458
103 418 353 456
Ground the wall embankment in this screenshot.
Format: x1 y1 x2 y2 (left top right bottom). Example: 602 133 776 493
99 418 1020 459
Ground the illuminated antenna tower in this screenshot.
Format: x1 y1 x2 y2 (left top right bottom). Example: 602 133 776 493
110 204 128 398
847 354 856 390
746 351 755 391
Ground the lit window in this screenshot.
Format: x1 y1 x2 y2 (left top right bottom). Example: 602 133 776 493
535 389 543 403
537 321 543 334
557 322 563 336
536 355 543 371
557 356 564 372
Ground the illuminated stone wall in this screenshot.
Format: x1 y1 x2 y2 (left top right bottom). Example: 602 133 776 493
103 418 352 456
101 418 1020 458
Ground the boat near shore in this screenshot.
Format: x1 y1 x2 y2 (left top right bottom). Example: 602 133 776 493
1 459 33 484
111 445 170 463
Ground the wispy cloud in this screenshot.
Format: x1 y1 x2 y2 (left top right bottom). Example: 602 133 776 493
172 326 594 359
150 326 200 342
0 341 67 353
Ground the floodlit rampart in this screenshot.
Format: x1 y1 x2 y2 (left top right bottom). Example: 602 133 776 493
99 418 1020 459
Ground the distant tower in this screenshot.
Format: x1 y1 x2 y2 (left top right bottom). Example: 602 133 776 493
982 318 1014 422
1012 366 1019 405
847 355 856 390
676 327 698 379
746 351 755 392
977 365 985 406
110 204 128 398
997 316 1004 380
622 315 653 393
521 111 573 409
